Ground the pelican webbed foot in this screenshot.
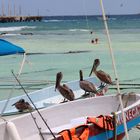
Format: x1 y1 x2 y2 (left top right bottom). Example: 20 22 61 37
82 91 90 97
60 98 68 103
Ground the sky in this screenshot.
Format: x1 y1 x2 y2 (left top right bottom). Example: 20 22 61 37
1 0 140 16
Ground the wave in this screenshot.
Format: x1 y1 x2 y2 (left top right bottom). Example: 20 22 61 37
43 19 78 23
0 33 20 36
0 26 36 32
79 29 89 32
43 19 63 23
69 29 89 32
0 33 33 36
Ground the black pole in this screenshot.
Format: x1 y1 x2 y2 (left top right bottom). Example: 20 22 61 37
30 111 45 140
113 83 140 86
109 87 140 90
11 70 56 139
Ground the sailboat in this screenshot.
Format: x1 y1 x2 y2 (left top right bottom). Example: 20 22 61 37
0 1 140 140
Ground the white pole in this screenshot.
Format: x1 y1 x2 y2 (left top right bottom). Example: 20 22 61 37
99 0 129 139
17 53 26 76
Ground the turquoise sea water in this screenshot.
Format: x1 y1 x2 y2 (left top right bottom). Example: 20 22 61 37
0 15 140 139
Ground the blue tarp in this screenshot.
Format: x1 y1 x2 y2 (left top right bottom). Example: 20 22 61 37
0 39 25 56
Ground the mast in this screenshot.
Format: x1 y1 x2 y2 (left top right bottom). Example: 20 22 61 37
8 0 11 16
19 5 21 16
14 4 16 16
1 0 5 16
37 9 39 16
99 0 129 140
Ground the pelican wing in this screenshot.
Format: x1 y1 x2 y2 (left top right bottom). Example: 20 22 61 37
58 84 75 101
96 70 112 84
63 84 75 101
80 80 97 93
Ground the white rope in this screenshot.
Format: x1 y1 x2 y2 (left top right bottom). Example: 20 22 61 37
99 0 129 139
17 53 26 76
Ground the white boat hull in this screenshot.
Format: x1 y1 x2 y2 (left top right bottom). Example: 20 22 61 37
0 93 139 140
0 76 105 114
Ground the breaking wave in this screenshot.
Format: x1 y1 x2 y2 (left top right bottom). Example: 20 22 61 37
0 26 36 32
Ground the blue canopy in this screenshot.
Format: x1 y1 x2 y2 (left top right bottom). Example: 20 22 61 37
0 39 25 56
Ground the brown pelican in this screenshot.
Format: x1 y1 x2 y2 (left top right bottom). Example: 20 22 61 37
79 70 98 97
55 72 75 102
89 59 113 85
12 99 33 112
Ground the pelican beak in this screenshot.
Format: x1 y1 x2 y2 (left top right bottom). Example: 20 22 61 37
89 65 94 76
12 103 16 106
55 79 58 91
55 72 61 91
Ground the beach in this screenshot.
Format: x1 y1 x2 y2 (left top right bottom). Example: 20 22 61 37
0 15 140 139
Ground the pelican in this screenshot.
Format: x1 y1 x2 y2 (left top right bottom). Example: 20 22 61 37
79 70 97 97
55 72 75 102
12 99 33 112
89 59 113 85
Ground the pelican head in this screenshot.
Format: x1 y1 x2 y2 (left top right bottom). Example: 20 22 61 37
89 59 100 76
12 99 25 106
55 72 63 91
94 59 100 66
19 99 25 103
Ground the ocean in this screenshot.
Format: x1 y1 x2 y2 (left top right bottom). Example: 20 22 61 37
0 14 140 139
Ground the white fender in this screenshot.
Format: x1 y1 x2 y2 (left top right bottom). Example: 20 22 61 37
6 121 21 140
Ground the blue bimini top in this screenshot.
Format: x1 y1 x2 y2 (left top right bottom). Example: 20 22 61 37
0 39 25 56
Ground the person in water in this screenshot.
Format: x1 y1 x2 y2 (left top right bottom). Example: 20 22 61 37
91 38 99 44
95 38 99 44
91 39 95 44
